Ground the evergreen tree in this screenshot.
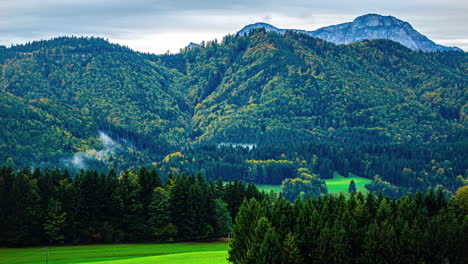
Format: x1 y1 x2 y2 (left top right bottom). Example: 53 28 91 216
11 171 42 246
284 231 304 264
348 180 357 193
187 182 210 238
43 198 67 244
245 217 271 263
170 174 193 239
116 171 144 241
228 198 267 263
213 198 233 235
259 227 283 264
0 165 16 245
147 187 176 241
138 166 162 214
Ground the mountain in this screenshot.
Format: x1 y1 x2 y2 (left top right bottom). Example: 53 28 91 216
180 31 467 145
186 42 203 50
0 31 466 170
0 37 191 169
239 14 462 52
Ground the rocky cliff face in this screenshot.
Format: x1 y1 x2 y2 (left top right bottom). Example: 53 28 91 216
238 14 462 52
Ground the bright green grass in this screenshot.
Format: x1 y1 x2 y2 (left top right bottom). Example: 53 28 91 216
325 172 372 194
0 241 229 264
256 184 282 193
256 172 371 195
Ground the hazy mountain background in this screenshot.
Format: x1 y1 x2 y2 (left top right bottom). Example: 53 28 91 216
238 14 462 52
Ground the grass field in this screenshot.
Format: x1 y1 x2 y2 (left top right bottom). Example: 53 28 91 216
325 172 371 194
0 241 229 264
257 172 371 195
255 184 282 193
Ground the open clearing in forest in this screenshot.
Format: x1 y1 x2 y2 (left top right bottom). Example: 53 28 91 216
0 241 228 264
324 172 372 194
256 172 372 195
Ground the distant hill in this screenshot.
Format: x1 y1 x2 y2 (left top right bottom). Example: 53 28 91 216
239 14 462 52
0 31 466 169
0 37 191 169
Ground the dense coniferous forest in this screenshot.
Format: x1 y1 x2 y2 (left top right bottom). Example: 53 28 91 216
0 165 265 246
1 165 466 263
159 141 467 197
228 189 468 264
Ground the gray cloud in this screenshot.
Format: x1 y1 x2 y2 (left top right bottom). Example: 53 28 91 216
0 0 466 53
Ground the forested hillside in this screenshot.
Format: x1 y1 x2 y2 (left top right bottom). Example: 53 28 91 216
172 31 466 144
1 37 190 169
1 31 466 195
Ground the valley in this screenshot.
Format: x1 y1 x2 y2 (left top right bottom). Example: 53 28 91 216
0 10 466 264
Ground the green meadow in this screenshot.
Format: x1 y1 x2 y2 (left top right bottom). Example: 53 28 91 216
0 241 229 264
257 172 372 195
324 172 372 194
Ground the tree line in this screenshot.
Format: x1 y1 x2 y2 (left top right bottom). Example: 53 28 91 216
161 140 467 197
1 164 467 264
229 188 468 264
0 165 265 246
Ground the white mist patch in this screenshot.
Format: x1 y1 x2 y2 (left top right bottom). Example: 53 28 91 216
218 142 256 151
64 131 120 169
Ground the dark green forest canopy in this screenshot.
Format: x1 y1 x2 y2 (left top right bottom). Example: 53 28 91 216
1 164 466 263
0 33 467 193
228 189 467 264
0 165 261 246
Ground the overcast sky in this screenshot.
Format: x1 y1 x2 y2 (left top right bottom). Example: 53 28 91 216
1 0 466 54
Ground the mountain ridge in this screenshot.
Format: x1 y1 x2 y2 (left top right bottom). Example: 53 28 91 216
0 32 466 170
238 14 462 52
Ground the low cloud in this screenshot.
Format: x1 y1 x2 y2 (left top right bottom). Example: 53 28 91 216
62 131 120 169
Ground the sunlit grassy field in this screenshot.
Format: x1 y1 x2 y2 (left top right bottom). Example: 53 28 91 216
256 172 371 195
324 172 371 194
0 241 229 264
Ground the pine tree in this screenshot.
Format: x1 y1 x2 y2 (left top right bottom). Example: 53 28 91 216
169 174 194 239
259 227 284 264
43 198 67 244
228 198 267 264
147 187 176 241
72 169 101 243
12 170 42 246
213 198 232 235
116 171 144 242
138 166 162 214
245 217 271 263
0 165 15 246
348 180 357 193
284 232 304 264
187 182 209 238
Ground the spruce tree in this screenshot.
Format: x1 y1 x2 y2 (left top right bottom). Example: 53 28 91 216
348 180 357 193
138 166 162 215
0 165 15 245
284 231 304 264
169 174 192 239
259 227 283 264
116 171 144 242
213 198 232 235
245 217 271 263
12 171 42 246
148 187 176 241
43 198 67 244
228 198 266 264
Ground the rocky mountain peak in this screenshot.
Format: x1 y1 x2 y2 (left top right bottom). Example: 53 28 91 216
237 14 462 52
